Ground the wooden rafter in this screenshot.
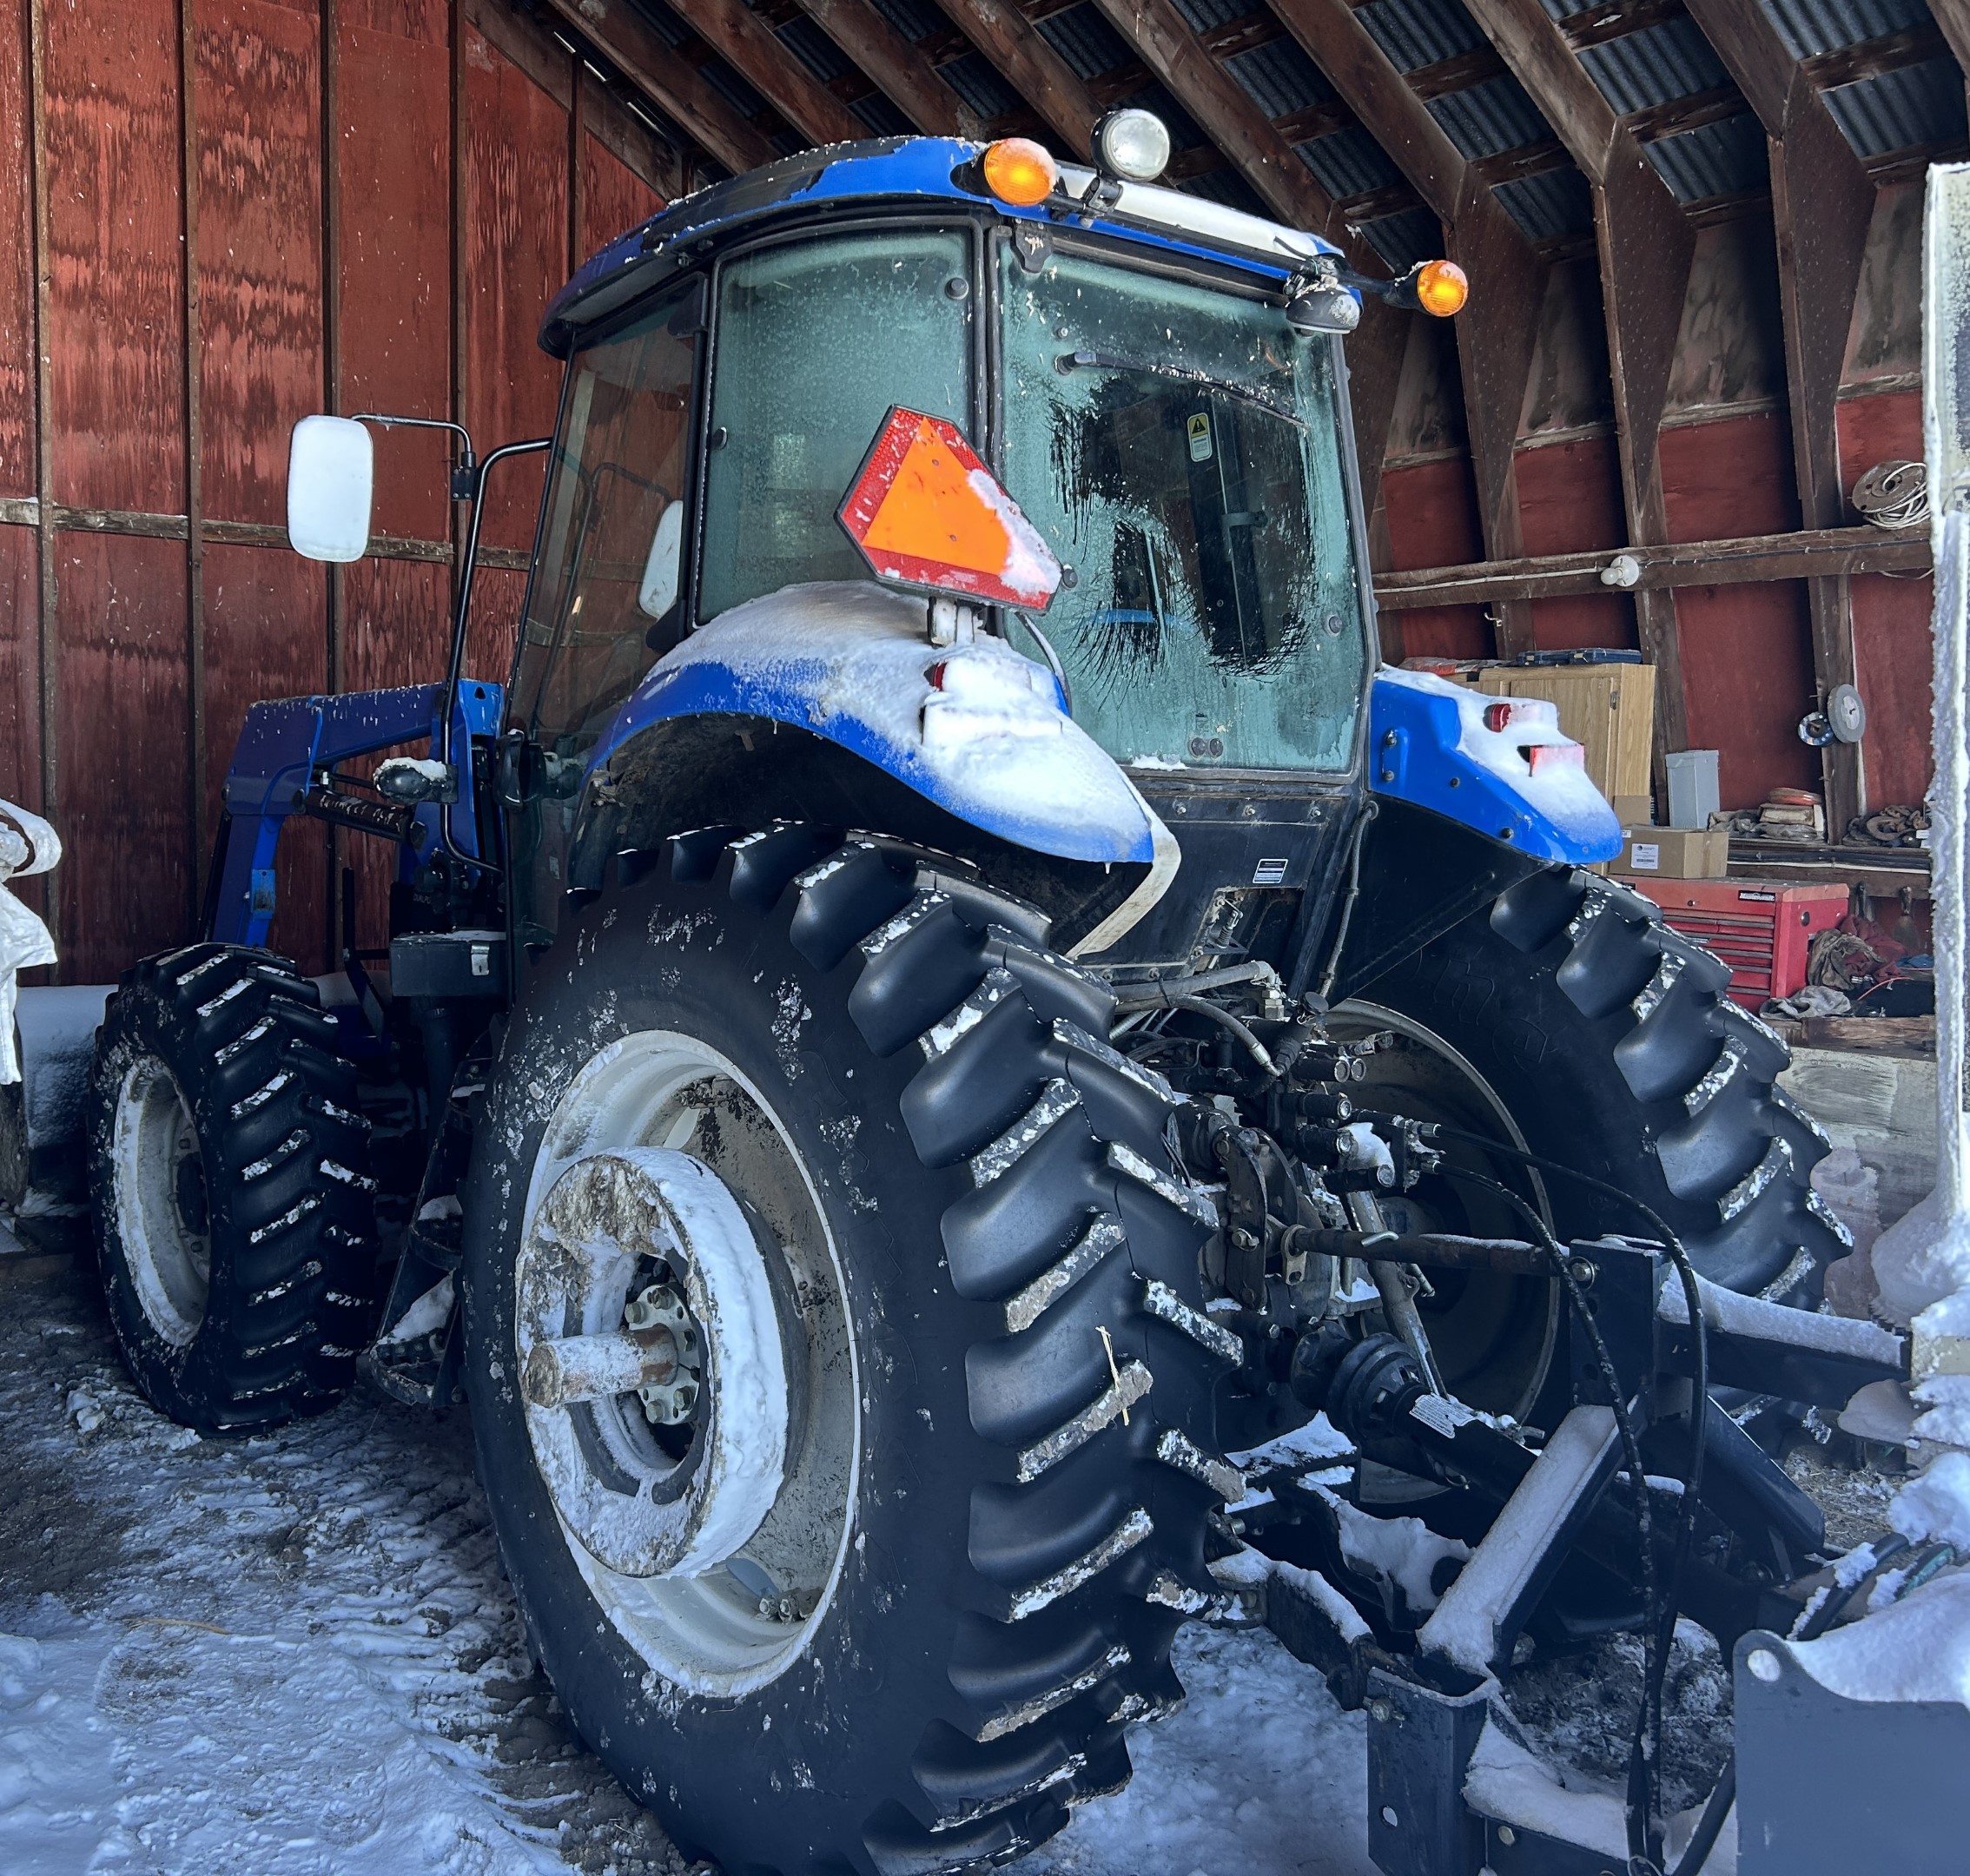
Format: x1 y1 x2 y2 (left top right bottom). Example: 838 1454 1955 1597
787 0 975 135
1684 0 1876 832
1266 0 1547 657
1468 0 1696 760
538 0 777 174
666 0 868 145
920 0 1101 151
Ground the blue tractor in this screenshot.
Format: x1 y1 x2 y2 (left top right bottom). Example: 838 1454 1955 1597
87 122 1854 1876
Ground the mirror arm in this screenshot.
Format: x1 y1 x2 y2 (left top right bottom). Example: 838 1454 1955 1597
436 434 553 879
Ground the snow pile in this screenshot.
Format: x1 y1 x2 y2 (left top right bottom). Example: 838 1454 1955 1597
1889 1449 1970 1548
1910 1372 1970 1447
1788 1569 1970 1709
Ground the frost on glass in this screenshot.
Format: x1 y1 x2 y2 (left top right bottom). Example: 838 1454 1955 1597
699 232 972 619
998 246 1365 772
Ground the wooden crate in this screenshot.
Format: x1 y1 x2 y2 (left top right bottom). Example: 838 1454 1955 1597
1478 664 1656 805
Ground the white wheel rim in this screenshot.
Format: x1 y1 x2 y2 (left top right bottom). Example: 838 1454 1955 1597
112 1055 212 1348
517 1031 860 1698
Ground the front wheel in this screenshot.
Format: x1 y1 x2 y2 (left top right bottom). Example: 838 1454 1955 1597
462 828 1237 1875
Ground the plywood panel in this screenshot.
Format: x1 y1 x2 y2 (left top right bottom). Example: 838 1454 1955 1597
54 532 194 979
195 0 324 525
337 13 451 543
43 0 188 513
1659 413 1799 543
1380 457 1487 660
1513 434 1634 653
1835 388 1920 501
0 0 35 499
581 129 664 260
203 541 330 966
1849 570 1933 813
464 563 526 691
1676 579 1821 809
464 24 564 552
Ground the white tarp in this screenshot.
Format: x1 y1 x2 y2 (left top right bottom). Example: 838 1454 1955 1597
0 801 59 1085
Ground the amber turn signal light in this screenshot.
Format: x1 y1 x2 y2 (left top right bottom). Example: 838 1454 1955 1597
1413 259 1468 317
982 138 1059 207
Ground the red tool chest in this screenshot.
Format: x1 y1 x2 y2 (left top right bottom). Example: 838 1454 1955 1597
1623 877 1849 1009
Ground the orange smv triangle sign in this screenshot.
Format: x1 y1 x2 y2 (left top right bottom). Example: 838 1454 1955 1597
837 407 1061 611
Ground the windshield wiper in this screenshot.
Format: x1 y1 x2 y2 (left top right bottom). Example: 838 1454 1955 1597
1054 348 1304 427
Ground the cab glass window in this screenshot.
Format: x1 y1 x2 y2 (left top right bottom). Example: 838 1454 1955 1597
698 229 972 619
997 242 1365 773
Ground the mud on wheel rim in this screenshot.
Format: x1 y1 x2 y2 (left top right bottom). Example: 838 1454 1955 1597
112 1054 214 1348
517 1030 858 1699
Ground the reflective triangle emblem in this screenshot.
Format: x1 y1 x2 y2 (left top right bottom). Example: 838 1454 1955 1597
837 406 1062 611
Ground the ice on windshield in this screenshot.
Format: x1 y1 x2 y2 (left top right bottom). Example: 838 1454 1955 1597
999 245 1365 773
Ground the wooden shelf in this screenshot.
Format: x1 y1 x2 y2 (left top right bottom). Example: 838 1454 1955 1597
1726 840 1931 897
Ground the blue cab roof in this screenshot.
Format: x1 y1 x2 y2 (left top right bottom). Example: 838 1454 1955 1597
539 136 1347 358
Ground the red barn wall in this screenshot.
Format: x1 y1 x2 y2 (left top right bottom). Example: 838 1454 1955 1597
0 0 675 981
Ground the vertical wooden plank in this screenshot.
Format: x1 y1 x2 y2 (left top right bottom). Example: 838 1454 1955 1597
581 124 664 260
0 525 37 808
29 0 58 921
0 0 35 499
179 0 205 930
43 0 188 513
54 534 194 979
463 22 565 554
202 542 329 966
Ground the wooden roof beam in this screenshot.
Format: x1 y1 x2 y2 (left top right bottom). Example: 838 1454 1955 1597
1683 0 1876 829
919 0 1103 153
538 0 779 174
786 0 977 136
1267 0 1547 657
1468 0 1696 757
664 0 869 145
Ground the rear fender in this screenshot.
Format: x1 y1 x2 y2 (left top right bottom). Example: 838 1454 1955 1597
592 580 1170 875
211 681 503 948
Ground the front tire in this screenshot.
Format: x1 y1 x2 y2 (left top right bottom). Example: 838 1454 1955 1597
463 828 1236 1875
88 943 378 1432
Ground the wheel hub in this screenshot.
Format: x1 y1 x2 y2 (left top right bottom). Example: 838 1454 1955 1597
113 1055 213 1348
516 1146 790 1580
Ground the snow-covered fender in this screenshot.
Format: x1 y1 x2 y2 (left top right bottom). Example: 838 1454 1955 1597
1368 668 1622 865
594 582 1177 888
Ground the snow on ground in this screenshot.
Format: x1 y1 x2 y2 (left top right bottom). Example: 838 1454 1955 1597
0 1246 1372 1876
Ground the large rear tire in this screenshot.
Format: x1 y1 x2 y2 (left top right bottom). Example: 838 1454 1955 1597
1353 869 1846 1311
462 827 1237 1875
88 943 379 1432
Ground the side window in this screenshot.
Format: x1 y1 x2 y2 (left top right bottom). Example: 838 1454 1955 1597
513 279 703 762
697 229 971 620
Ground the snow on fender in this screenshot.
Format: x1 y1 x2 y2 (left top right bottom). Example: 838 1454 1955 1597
594 579 1169 870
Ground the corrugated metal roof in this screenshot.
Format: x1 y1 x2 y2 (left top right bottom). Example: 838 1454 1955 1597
1117 82 1210 149
1576 18 1732 112
1429 73 1552 158
1224 36 1336 120
776 13 849 84
865 0 941 46
1823 56 1969 156
1359 207 1441 270
1643 110 1767 200
939 52 1021 121
1354 0 1485 75
1037 3 1134 82
1297 125 1405 198
699 57 771 121
851 92 914 137
627 0 692 51
1495 166 1593 239
1760 0 1931 61
1169 0 1252 35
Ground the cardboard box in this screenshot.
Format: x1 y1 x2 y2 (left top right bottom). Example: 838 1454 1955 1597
1614 826 1729 880
1478 664 1656 805
1613 795 1652 829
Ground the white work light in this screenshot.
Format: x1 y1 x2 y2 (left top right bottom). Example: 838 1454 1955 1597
1092 109 1171 185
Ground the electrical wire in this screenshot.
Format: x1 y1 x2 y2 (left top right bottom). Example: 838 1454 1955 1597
1314 797 1378 1002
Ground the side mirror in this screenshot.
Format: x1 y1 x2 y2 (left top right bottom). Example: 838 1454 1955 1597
287 415 374 563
